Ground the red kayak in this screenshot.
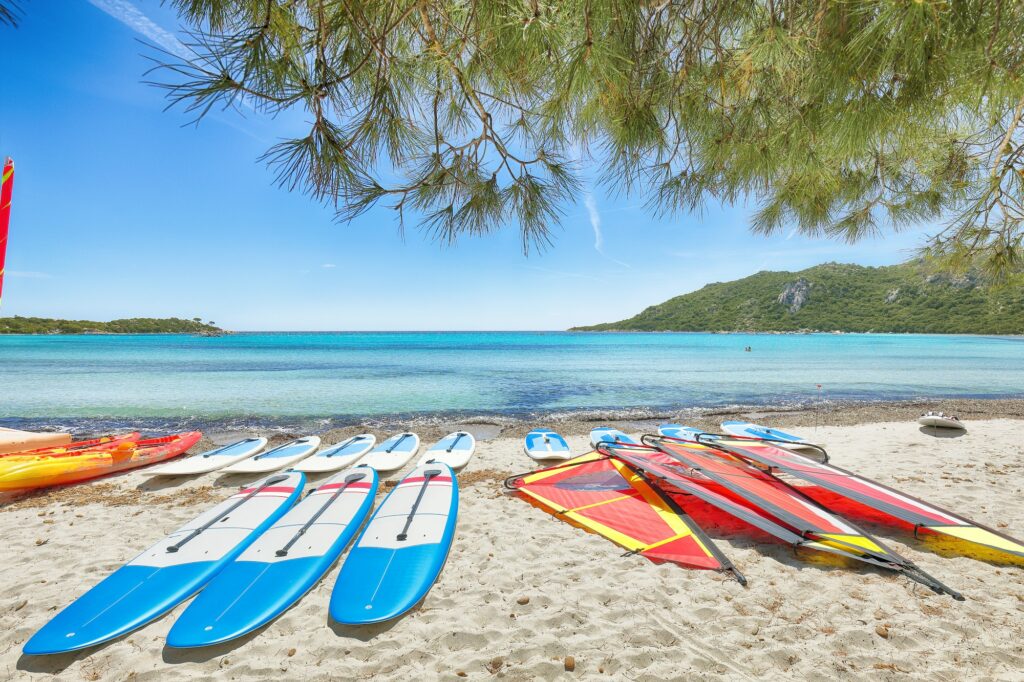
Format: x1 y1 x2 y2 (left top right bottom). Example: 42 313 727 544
0 433 141 459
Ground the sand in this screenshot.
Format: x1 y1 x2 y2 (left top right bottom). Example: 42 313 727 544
2 416 1023 680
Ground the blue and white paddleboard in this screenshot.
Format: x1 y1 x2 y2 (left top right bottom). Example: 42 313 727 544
23 471 304 655
221 436 321 474
524 429 571 461
144 437 269 476
719 421 822 450
166 468 378 647
589 426 637 448
416 432 475 469
658 424 706 441
358 432 420 472
330 463 458 625
294 434 376 473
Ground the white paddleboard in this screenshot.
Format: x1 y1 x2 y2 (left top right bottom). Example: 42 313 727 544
918 413 966 430
523 429 571 461
720 421 824 450
294 434 376 473
143 437 269 476
417 431 476 469
359 432 420 472
221 436 321 474
589 426 637 448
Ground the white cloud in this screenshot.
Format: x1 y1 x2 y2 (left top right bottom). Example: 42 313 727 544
321 263 336 269
584 192 603 251
583 192 631 268
87 0 187 56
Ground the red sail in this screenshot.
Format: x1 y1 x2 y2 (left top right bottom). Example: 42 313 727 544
0 157 12 305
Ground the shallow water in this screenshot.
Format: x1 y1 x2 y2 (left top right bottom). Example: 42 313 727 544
2 332 1021 432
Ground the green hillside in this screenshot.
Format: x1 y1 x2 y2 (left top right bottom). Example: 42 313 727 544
0 317 224 335
572 262 1024 334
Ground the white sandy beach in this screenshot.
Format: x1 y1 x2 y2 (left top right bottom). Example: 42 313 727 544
2 418 1023 680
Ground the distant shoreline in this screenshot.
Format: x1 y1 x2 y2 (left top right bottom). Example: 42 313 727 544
0 316 224 336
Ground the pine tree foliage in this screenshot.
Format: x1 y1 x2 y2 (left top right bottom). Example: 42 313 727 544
152 1 1024 273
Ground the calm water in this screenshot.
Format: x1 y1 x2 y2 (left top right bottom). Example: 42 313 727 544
2 332 1022 431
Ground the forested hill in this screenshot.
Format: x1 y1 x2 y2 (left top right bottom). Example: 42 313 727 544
571 262 1024 334
0 317 224 335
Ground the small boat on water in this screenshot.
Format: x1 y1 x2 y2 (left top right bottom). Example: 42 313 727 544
918 412 966 430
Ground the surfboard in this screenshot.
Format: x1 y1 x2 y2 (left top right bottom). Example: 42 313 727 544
22 471 304 655
523 429 571 461
917 413 966 430
416 432 475 469
719 421 823 450
293 434 376 473
358 432 420 472
166 467 378 647
220 436 320 474
143 437 269 476
329 463 458 625
589 426 637 448
658 424 705 441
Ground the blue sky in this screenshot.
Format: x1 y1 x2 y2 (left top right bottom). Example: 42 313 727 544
0 1 935 331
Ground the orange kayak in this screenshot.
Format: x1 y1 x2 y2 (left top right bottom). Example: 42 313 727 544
0 432 202 492
0 428 72 455
0 433 141 459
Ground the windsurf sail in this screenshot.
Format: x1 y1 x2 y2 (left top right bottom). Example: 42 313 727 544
602 440 962 599
690 433 1024 560
506 452 745 584
0 157 12 305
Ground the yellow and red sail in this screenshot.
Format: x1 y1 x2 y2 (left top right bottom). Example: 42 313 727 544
509 451 745 583
0 157 12 305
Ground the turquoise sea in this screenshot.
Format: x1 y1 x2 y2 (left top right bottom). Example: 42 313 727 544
2 332 1022 432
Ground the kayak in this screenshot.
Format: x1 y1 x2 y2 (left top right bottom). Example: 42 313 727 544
0 427 72 456
0 432 202 492
0 433 140 460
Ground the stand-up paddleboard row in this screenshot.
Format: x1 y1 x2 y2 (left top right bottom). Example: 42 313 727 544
25 463 461 653
168 468 380 647
144 431 475 477
24 471 306 655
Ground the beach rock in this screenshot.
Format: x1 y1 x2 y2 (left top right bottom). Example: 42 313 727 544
516 596 530 605
875 624 890 639
564 656 576 672
287 648 296 657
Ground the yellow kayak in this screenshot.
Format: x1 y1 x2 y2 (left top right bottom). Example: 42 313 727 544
0 432 201 492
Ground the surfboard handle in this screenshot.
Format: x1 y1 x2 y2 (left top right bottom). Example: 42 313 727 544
202 437 260 458
396 469 440 541
254 440 302 461
446 432 467 453
275 472 367 556
327 435 362 457
385 433 411 454
167 474 289 553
